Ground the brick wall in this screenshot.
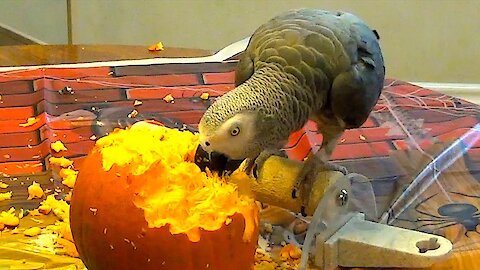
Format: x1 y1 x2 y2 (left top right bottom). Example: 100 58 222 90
0 63 478 179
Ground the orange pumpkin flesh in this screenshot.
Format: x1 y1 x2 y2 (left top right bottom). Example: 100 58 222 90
70 121 259 270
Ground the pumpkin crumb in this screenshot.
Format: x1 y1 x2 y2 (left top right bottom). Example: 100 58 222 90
0 191 12 201
19 117 39 127
134 100 143 106
148 42 164 51
128 109 139 118
51 141 68 152
24 227 42 237
90 208 98 215
200 92 209 100
59 168 78 188
0 207 20 228
163 94 174 103
27 181 44 200
38 204 52 215
49 157 74 168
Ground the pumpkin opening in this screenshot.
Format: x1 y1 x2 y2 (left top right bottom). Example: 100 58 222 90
92 121 258 242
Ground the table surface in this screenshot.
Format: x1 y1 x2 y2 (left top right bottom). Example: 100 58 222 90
0 44 214 67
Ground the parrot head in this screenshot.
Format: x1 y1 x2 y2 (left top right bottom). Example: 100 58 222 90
198 110 263 160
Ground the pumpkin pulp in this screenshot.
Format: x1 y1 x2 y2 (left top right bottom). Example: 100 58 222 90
94 121 258 242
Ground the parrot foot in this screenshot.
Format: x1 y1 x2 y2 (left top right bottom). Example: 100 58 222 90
292 156 348 215
244 149 287 179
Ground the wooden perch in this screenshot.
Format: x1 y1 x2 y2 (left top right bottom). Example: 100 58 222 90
228 155 347 216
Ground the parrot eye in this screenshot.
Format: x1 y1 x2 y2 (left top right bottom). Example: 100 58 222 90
230 127 240 136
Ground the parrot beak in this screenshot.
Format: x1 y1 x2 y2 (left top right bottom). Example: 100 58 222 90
194 144 244 176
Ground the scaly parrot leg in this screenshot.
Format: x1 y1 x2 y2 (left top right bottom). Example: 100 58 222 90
292 129 347 215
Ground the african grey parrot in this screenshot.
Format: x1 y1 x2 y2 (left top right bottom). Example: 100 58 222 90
197 8 385 212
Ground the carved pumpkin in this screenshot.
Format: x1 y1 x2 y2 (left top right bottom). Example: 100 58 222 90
70 121 259 270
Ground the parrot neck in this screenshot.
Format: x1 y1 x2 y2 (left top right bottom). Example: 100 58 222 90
236 65 313 134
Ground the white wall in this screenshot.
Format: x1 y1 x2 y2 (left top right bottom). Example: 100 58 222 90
0 0 479 84
69 0 480 84
0 0 68 44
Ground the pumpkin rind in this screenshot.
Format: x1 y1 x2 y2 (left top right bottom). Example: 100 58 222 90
70 125 259 270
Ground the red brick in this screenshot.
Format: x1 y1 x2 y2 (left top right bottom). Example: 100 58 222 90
0 113 45 133
0 90 43 108
285 129 310 148
0 131 39 147
284 132 313 161
137 99 210 113
0 69 43 83
392 139 436 151
468 148 480 160
437 127 480 148
394 96 456 108
47 126 94 144
46 100 132 116
57 140 95 157
161 110 205 125
331 141 392 160
392 139 409 151
36 74 199 91
0 160 44 175
44 67 112 78
387 84 439 97
69 155 87 169
361 118 377 128
46 118 95 130
126 84 234 100
37 100 45 114
44 88 124 104
425 116 478 137
0 139 49 163
0 80 34 94
0 106 35 120
203 71 236 84
387 84 435 96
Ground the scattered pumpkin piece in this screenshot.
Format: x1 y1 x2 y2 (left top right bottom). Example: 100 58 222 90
128 109 139 118
38 204 52 215
24 227 42 237
148 41 164 51
163 94 174 103
19 117 39 127
40 195 70 221
56 237 80 257
49 156 74 168
0 191 11 201
200 92 209 100
59 168 78 188
51 141 68 152
359 134 366 141
133 100 143 106
27 181 44 200
0 207 20 227
0 181 8 189
64 191 72 202
279 243 302 260
3 154 10 159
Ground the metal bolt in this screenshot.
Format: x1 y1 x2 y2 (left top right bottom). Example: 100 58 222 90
337 189 348 206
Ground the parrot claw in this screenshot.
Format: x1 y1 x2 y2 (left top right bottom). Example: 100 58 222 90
292 155 349 214
244 149 288 180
